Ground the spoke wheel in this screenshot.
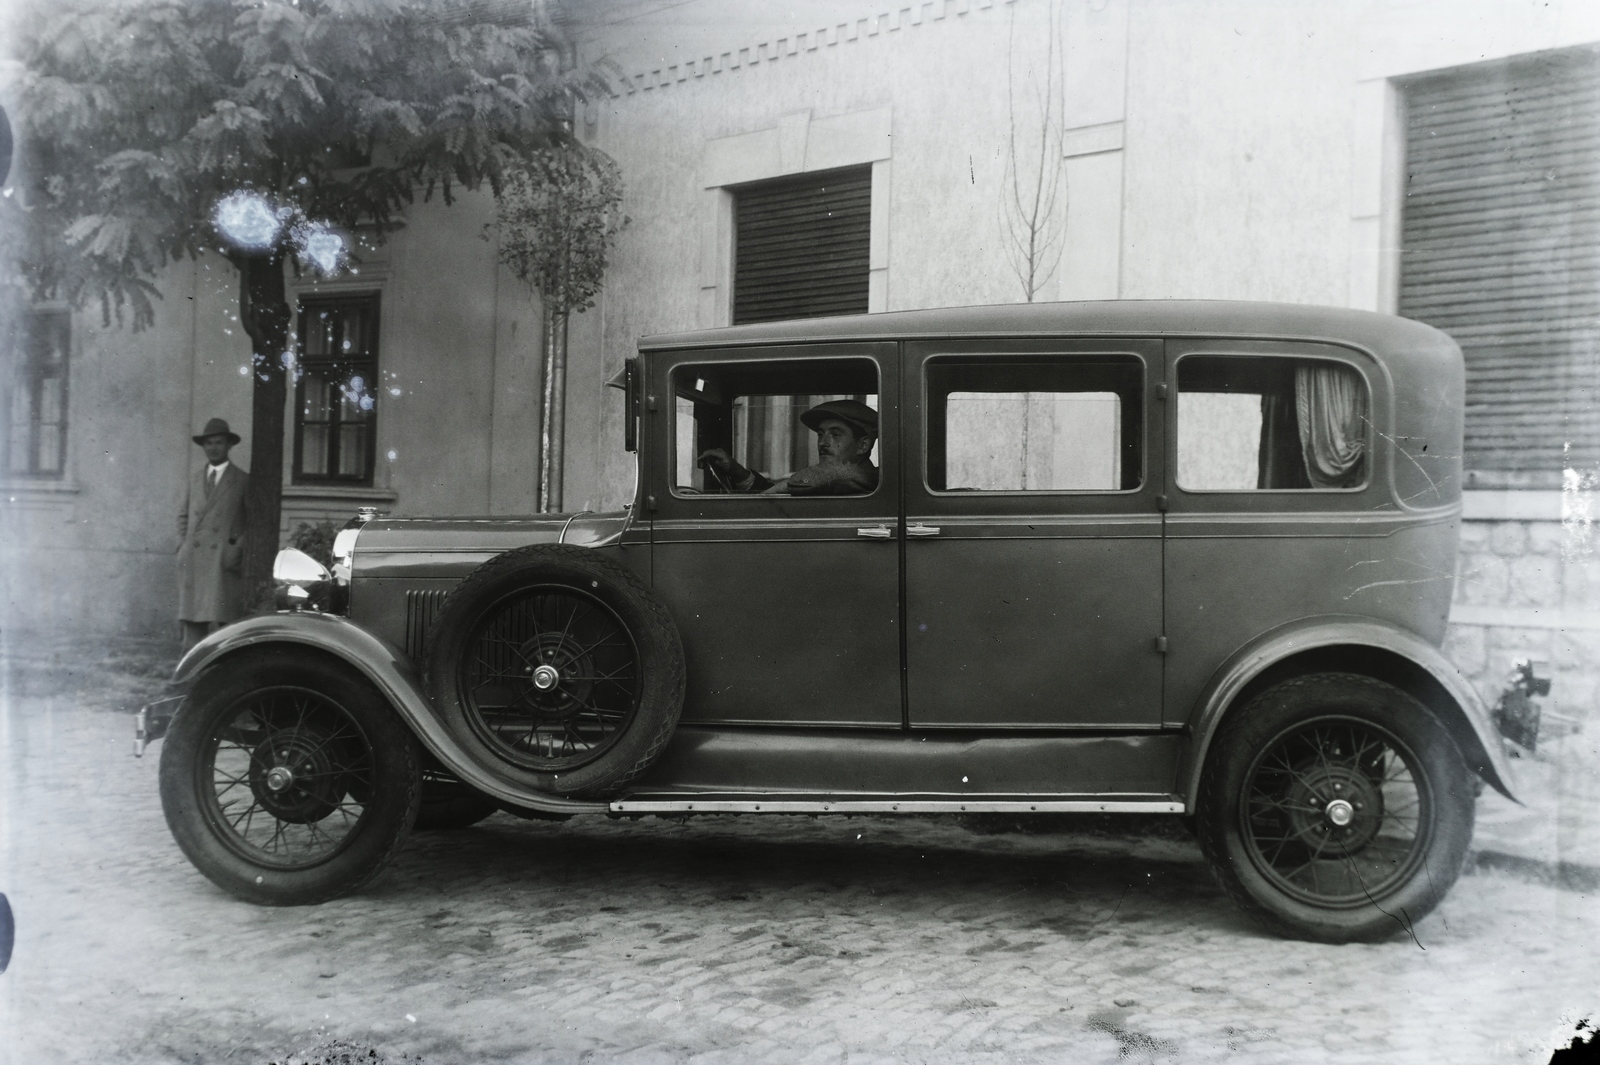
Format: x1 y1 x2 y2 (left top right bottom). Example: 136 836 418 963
206 687 373 867
460 585 641 771
1196 672 1476 943
425 544 686 799
1241 719 1428 908
161 650 420 905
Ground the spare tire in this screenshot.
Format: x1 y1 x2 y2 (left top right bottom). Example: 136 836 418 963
424 544 685 798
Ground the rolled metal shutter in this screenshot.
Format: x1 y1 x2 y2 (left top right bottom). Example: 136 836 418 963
733 166 871 325
1399 48 1600 480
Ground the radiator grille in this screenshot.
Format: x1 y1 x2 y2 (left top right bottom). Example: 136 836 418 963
404 589 451 663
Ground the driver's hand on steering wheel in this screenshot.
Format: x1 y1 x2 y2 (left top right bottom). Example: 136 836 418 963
697 448 734 473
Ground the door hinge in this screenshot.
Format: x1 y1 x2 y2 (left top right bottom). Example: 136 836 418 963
1155 382 1169 401
647 494 658 511
1155 635 1169 654
646 395 658 412
1156 493 1168 512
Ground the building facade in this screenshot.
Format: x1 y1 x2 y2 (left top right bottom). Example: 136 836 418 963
3 0 1596 725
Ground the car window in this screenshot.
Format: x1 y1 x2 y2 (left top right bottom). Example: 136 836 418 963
925 355 1144 492
671 357 880 497
1177 355 1369 491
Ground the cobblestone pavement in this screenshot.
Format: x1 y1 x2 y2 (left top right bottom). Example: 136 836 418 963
2 644 1598 1065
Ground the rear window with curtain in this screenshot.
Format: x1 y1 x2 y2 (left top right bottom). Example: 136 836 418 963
1177 356 1369 491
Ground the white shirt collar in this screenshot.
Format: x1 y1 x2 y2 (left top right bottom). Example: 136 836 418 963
208 461 230 479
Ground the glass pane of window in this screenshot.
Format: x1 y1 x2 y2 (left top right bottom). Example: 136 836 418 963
301 424 330 476
945 391 1122 491
1177 356 1368 491
295 296 379 484
1178 393 1262 490
672 359 881 497
5 311 70 479
926 356 1143 492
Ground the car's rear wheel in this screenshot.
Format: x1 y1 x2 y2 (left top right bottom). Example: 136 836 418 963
1196 672 1475 943
159 650 421 905
425 544 685 799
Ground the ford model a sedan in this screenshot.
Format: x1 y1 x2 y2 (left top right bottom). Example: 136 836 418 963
153 300 1516 943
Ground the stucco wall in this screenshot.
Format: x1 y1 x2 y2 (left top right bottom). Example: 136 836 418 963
2 192 543 636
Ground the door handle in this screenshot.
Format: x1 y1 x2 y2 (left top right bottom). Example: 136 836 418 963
856 525 894 540
906 523 941 538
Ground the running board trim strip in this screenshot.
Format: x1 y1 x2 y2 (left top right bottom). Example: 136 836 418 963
608 799 1186 815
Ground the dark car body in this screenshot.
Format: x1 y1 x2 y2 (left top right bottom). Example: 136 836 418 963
173 300 1513 822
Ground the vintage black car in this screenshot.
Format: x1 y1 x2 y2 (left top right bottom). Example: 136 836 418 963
148 300 1516 943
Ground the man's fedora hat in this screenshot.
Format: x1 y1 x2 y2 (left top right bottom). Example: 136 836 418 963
801 399 879 438
193 417 242 446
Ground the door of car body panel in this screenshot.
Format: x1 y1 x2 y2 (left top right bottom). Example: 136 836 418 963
648 344 902 727
903 340 1166 728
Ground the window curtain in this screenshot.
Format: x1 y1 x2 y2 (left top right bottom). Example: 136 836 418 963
1295 364 1367 488
1257 393 1310 489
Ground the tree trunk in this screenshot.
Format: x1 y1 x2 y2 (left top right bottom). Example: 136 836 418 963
236 252 291 609
537 303 568 513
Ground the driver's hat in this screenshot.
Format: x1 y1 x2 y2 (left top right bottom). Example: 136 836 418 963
800 399 878 439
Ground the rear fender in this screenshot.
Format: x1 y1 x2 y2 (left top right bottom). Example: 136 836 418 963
174 613 606 815
1177 616 1517 809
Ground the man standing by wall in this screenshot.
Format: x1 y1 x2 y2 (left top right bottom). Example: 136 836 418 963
177 418 249 650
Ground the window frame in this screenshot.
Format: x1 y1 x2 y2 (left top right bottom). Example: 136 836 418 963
4 309 70 481
293 294 381 487
1172 350 1375 496
667 355 884 502
922 352 1147 497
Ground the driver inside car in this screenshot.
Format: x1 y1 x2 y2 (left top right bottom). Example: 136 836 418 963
697 399 879 496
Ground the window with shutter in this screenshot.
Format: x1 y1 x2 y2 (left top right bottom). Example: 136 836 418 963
733 166 872 325
1399 48 1600 483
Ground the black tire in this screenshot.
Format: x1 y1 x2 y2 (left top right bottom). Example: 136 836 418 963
425 544 685 799
159 649 421 905
1195 672 1476 943
413 770 501 831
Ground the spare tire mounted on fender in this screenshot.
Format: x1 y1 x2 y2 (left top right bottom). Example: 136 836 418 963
424 544 685 798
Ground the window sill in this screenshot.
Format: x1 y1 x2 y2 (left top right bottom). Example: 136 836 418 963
2 480 81 498
284 484 397 502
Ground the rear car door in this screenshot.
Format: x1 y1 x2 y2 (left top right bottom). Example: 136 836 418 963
903 340 1166 727
647 344 903 727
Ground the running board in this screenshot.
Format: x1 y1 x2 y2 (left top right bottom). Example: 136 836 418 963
608 797 1186 815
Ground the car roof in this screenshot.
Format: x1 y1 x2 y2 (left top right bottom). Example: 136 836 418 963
638 299 1455 357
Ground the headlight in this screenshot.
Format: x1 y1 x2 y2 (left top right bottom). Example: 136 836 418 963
273 548 334 611
331 526 359 583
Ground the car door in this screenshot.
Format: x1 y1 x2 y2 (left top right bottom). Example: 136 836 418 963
647 343 903 727
903 340 1166 728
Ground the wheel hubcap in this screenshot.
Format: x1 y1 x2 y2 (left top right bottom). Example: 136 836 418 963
247 729 348 825
530 663 561 691
1325 798 1355 827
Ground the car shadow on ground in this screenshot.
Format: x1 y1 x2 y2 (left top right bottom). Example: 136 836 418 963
371 812 1254 940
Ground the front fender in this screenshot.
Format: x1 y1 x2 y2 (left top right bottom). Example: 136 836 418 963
1176 616 1516 809
174 613 607 815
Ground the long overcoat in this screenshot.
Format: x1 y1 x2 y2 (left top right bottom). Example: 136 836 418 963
177 463 248 623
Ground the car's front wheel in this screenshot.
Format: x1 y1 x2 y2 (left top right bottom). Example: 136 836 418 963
1196 672 1476 943
159 649 421 905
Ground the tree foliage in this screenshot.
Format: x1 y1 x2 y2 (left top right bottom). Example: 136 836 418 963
492 142 627 316
4 0 604 327
1 0 610 595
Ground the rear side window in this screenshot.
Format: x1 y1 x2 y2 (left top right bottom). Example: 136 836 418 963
1177 356 1369 491
926 355 1144 492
